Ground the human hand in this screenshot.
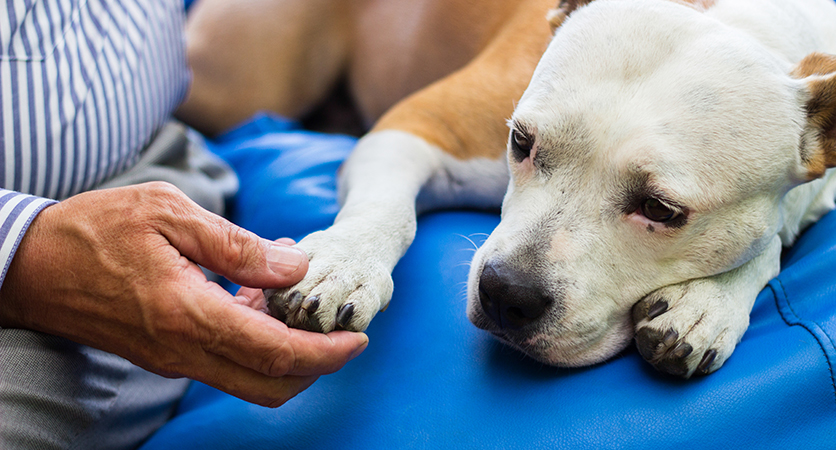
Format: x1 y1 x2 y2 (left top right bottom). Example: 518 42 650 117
0 182 368 407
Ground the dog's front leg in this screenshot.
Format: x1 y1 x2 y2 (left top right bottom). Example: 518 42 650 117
631 235 783 378
265 131 506 332
263 0 553 333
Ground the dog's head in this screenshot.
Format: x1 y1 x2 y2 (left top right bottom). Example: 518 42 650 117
467 0 836 367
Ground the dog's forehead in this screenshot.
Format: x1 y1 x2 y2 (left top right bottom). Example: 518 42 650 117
514 0 802 199
525 0 791 106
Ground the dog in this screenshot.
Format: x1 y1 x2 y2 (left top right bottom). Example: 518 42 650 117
179 0 836 378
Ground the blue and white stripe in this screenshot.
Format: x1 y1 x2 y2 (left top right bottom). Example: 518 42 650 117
0 0 189 287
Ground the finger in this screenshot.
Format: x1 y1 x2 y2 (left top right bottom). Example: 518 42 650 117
196 289 369 377
153 187 308 288
233 286 268 312
173 349 321 408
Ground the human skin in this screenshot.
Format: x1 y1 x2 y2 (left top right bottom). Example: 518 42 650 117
0 182 368 407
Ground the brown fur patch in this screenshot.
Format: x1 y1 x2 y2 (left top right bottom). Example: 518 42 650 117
373 0 556 160
673 0 717 10
547 1 594 33
792 53 836 179
791 52 836 78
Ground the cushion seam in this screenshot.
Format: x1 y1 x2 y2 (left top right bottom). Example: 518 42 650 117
770 278 836 408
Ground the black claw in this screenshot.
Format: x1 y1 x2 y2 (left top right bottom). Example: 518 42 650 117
287 291 303 312
662 329 679 349
646 300 669 320
670 341 693 359
336 303 355 329
301 295 320 314
697 349 718 375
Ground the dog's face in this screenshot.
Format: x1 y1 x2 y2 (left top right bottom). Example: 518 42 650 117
467 0 836 367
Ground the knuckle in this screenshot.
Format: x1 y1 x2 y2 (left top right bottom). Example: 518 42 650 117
220 223 260 271
261 341 296 377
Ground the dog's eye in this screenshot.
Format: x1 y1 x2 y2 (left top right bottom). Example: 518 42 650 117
640 198 679 223
510 129 533 162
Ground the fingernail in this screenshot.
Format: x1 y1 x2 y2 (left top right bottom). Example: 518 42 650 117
267 244 306 275
350 336 369 360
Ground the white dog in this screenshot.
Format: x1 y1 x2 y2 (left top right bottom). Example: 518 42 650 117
467 0 836 377
188 0 836 377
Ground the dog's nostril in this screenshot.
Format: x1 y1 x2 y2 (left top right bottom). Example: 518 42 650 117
478 261 551 330
504 306 532 329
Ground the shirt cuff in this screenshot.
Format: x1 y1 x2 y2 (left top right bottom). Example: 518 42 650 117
0 190 57 291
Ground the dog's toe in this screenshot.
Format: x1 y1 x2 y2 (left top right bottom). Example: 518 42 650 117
336 303 355 329
264 231 394 333
632 281 749 378
696 348 718 375
634 327 695 377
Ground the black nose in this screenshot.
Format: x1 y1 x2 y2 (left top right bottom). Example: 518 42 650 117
478 260 551 330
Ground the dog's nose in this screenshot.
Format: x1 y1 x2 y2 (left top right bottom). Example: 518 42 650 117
478 260 551 330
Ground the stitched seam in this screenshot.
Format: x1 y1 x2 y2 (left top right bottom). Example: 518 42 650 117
771 279 836 407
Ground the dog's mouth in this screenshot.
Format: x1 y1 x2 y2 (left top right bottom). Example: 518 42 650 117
471 304 635 368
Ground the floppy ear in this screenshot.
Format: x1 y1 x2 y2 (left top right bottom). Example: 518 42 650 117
792 52 836 180
546 0 595 33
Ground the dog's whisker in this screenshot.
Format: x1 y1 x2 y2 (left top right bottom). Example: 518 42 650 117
454 233 482 250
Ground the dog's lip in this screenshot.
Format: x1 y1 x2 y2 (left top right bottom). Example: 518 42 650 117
478 314 633 368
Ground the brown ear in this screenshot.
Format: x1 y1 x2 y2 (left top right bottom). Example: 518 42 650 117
792 53 836 179
546 0 594 33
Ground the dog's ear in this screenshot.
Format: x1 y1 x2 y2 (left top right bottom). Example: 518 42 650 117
670 0 716 11
547 0 594 33
792 52 836 180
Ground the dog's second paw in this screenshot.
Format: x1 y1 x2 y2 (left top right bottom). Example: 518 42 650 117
631 280 751 378
264 228 394 333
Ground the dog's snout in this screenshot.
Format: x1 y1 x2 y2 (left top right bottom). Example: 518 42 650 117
478 260 552 330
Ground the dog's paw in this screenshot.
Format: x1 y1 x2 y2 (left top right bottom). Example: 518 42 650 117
264 229 394 333
631 280 751 378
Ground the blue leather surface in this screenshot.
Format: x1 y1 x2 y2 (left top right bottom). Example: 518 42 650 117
142 114 836 449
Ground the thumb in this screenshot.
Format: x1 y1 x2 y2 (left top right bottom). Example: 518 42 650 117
157 192 308 288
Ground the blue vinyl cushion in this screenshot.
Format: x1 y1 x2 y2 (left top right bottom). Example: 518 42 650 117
141 114 836 449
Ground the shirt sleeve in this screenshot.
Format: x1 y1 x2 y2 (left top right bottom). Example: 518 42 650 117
0 189 56 291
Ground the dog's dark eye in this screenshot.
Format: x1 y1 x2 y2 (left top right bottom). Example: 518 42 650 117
510 129 533 162
641 198 679 223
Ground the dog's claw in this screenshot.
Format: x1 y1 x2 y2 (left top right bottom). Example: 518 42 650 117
336 303 355 329
301 295 321 313
661 328 678 348
287 291 303 312
636 327 671 360
670 341 693 359
635 327 693 377
631 298 669 323
647 300 668 320
696 349 718 375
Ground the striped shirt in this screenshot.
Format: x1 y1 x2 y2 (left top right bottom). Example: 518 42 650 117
0 0 189 287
